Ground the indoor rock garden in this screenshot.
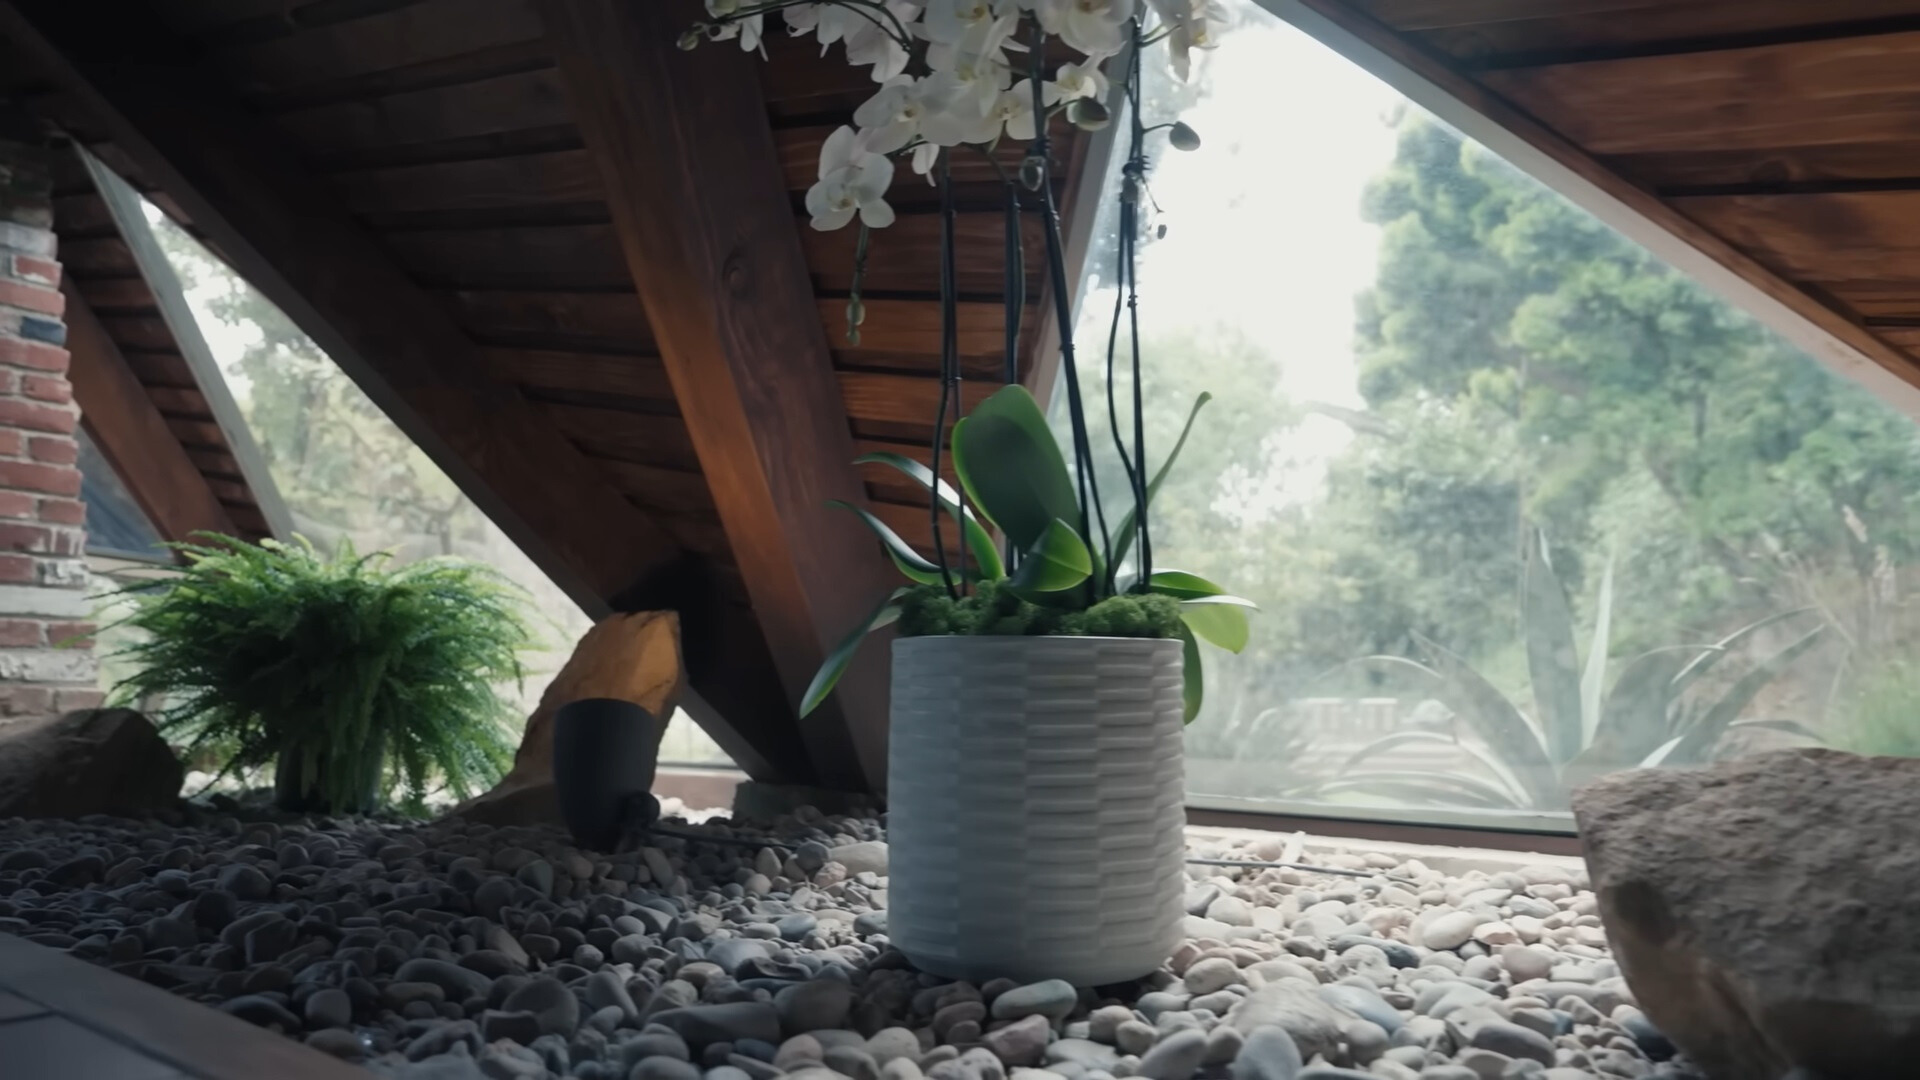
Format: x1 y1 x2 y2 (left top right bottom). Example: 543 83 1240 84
0 2 1853 1080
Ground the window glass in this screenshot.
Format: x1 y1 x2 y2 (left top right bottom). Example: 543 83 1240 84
1056 2 1920 827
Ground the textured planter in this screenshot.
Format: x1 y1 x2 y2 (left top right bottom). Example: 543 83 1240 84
553 698 662 850
887 634 1187 986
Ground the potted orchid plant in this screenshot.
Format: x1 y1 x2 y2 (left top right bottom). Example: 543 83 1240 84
684 0 1248 986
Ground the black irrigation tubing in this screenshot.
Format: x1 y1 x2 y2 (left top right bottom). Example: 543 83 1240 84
1124 32 1153 586
929 152 961 599
1183 857 1416 883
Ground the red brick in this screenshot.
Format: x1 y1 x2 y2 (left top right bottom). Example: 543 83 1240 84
0 522 51 552
0 370 16 396
0 460 79 496
0 686 53 717
0 491 32 519
0 397 75 434
0 618 42 645
46 621 93 648
27 435 74 465
36 498 83 525
0 280 61 318
8 255 58 287
53 689 105 713
0 554 33 583
20 374 69 404
0 338 67 373
0 429 21 457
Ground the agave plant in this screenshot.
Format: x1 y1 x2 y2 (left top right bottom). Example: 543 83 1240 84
801 383 1254 723
1322 530 1826 810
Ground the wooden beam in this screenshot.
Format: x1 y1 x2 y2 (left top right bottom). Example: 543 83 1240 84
64 284 239 548
543 0 902 792
1253 0 1920 416
2 0 818 783
83 149 296 542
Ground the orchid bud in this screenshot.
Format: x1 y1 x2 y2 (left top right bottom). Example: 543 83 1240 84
1020 155 1047 192
1156 224 1167 239
1067 98 1111 131
846 297 867 328
1168 122 1202 151
677 28 704 50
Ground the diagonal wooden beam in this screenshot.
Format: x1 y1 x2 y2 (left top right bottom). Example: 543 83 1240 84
63 283 238 548
543 0 902 792
2 0 819 784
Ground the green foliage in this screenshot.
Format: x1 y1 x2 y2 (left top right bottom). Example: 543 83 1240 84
806 383 1256 718
104 535 530 814
1331 530 1825 809
1831 656 1920 758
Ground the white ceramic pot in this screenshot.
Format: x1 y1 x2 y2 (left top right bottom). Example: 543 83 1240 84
886 634 1187 986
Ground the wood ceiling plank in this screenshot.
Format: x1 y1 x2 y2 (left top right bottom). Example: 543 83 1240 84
490 347 674 401
799 209 1047 296
1609 142 1920 192
823 296 1007 357
215 0 544 95
542 401 703 474
272 67 572 158
56 237 137 275
121 352 199 389
837 370 996 425
592 458 719 515
71 275 158 315
64 284 238 548
332 149 602 214
1 0 699 615
1412 0 1920 64
1482 31 1920 155
95 315 175 352
1348 0 1667 32
383 223 630 289
1673 191 1920 285
546 0 905 792
437 288 656 352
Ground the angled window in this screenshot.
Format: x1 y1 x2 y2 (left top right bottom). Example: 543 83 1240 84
1060 1 1920 829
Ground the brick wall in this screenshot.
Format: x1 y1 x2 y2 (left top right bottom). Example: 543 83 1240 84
0 120 98 723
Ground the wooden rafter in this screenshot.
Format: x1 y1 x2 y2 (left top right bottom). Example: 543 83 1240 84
1 0 818 784
543 0 900 791
63 283 239 547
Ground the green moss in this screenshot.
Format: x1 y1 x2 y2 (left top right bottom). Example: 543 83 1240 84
896 581 1183 640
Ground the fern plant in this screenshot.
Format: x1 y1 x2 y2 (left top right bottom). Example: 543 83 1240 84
104 535 529 814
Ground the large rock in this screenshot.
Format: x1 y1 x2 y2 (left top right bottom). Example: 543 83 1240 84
455 611 683 825
1574 749 1920 1079
0 708 181 817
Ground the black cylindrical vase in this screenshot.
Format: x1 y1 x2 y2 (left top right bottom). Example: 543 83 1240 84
552 698 661 851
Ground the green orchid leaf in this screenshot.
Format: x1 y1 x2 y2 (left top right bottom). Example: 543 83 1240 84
852 450 1004 580
799 587 907 718
827 499 948 586
1179 596 1254 654
1006 517 1092 593
1522 530 1584 766
1178 623 1203 725
951 386 1079 552
1143 569 1233 600
1112 392 1210 573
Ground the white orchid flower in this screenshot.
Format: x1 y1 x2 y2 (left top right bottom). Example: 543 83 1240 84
986 79 1040 141
911 142 941 184
854 76 945 154
1048 57 1110 103
1146 0 1219 80
922 0 999 45
846 17 914 81
806 126 897 231
1033 0 1134 56
924 11 1022 74
702 0 764 51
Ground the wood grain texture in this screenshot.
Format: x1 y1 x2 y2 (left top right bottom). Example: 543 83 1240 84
838 370 994 424
1608 142 1920 192
546 0 903 791
1672 191 1920 284
65 285 239 549
384 222 631 289
273 67 572 158
437 289 656 351
799 210 1046 296
491 347 674 401
1350 0 1668 31
332 149 602 213
1482 31 1920 155
1407 0 1920 64
1 0 693 611
214 0 544 94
